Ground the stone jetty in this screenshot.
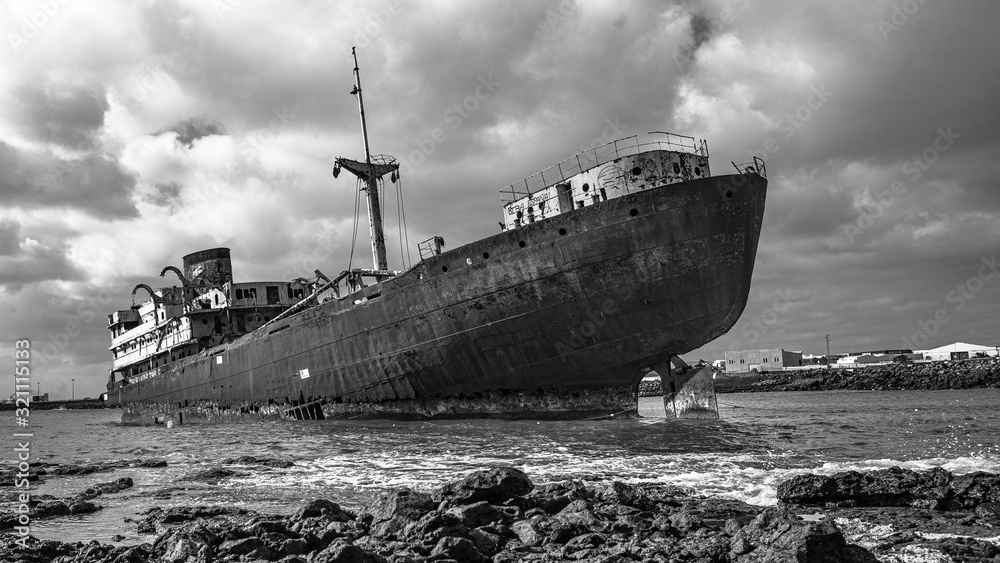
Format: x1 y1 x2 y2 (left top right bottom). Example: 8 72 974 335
639 357 1000 396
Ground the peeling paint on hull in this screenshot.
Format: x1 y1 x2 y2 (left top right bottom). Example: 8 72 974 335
110 173 767 423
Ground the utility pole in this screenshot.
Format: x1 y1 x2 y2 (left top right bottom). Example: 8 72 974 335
825 334 831 368
72 379 75 400
36 382 40 401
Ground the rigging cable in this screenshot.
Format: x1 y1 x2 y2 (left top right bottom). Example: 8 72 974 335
398 174 412 269
395 177 405 269
348 177 362 270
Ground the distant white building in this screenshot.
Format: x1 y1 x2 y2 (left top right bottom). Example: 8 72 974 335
724 349 803 373
836 355 860 366
917 342 999 361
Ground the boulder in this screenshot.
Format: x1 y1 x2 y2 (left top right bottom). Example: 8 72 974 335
445 500 505 528
429 536 488 562
78 477 134 500
511 518 545 547
951 471 1000 508
151 524 215 563
221 455 295 468
178 467 247 484
364 488 436 540
433 467 532 505
599 481 655 511
291 499 354 523
777 467 954 508
729 506 878 562
312 539 386 563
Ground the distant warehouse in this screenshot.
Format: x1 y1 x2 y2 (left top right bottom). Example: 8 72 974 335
724 349 803 373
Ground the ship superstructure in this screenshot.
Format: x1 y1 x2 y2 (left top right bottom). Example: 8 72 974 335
108 249 312 387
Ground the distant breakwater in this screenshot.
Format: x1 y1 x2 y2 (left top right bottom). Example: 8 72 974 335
638 358 1000 395
0 399 107 411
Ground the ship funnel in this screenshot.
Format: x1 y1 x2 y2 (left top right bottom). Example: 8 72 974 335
182 247 233 287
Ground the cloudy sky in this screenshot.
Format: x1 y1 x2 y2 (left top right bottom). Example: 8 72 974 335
1 0 998 399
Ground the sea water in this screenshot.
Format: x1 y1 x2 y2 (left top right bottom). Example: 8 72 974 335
1 389 998 544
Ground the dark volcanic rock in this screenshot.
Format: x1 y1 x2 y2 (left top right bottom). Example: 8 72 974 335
221 455 295 468
151 524 215 562
78 477 134 501
778 467 1000 518
0 468 929 563
729 506 879 562
778 466 955 508
951 471 1000 508
433 466 533 506
365 488 436 540
444 500 506 528
178 467 247 484
430 535 488 562
599 480 655 511
313 538 386 562
135 505 254 534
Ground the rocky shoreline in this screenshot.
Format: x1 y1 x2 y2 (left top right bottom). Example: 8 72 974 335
638 358 1000 396
2 463 998 562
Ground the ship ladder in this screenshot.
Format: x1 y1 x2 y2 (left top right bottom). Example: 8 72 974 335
284 399 326 421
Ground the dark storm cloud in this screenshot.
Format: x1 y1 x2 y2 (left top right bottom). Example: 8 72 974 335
160 118 227 148
0 280 130 373
0 142 138 219
0 241 85 289
14 83 109 149
729 2 1000 170
0 219 20 256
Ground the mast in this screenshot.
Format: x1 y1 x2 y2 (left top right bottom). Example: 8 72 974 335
350 47 388 271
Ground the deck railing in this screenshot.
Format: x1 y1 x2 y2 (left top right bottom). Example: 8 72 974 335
499 133 708 203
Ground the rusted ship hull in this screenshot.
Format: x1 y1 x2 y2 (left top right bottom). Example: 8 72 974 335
109 172 766 423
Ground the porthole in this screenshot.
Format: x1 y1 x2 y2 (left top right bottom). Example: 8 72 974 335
582 183 590 192
482 252 490 259
518 240 526 248
558 228 567 236
694 166 701 176
442 265 449 272
202 319 208 325
725 190 734 199
629 208 639 217
672 163 680 174
631 166 642 176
